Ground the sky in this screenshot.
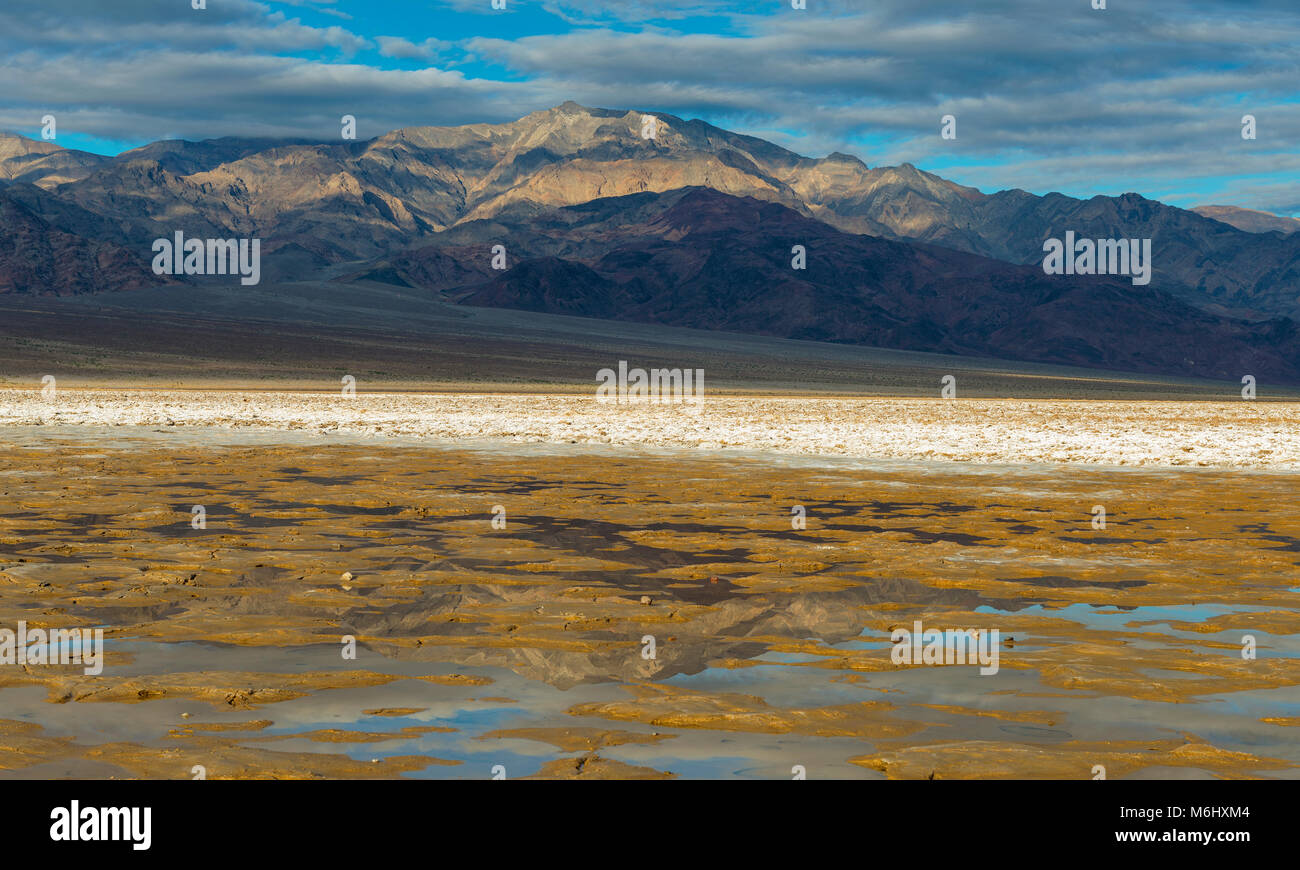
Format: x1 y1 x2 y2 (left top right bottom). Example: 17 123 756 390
3 0 1297 214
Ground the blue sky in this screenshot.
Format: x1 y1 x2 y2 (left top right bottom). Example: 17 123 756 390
3 0 1297 214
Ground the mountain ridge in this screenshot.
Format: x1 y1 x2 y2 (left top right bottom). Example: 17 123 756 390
1 103 1297 380
3 104 1295 320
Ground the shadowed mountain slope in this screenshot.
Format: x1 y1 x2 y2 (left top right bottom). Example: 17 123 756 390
373 187 1300 381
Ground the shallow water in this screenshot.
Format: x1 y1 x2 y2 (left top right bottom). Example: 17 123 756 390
1 427 1298 778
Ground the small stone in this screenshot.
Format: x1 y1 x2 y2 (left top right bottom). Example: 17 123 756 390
639 595 651 605
341 571 354 582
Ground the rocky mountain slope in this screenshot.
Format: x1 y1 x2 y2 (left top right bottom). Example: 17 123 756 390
0 187 168 295
363 187 1300 381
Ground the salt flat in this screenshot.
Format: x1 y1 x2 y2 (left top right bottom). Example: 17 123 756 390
3 389 1298 468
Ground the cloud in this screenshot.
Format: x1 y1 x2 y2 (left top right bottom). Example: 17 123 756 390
0 0 369 54
273 0 353 19
0 0 1295 212
376 36 450 61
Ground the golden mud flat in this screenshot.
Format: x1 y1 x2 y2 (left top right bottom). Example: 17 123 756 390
0 400 1298 779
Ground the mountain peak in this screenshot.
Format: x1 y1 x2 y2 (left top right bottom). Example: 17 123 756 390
526 101 625 123
0 133 105 186
822 151 868 168
0 131 65 159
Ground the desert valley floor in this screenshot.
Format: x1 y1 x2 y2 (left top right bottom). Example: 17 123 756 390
0 391 1297 778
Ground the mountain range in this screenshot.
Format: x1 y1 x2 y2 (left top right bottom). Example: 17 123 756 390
2 102 1297 381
